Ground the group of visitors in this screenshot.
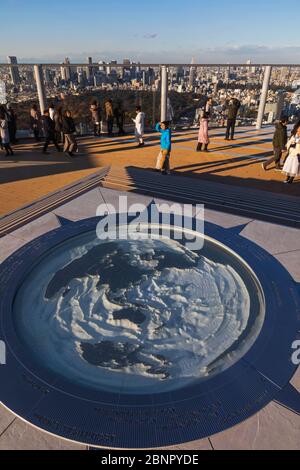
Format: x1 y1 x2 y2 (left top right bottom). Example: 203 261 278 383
90 100 146 146
197 96 241 152
30 103 78 157
196 95 299 184
262 117 300 184
90 99 126 137
0 104 17 156
1 94 299 184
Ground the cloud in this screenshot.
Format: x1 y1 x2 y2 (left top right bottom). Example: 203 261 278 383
143 34 158 39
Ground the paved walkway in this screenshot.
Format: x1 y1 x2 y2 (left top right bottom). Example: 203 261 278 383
0 126 299 217
0 185 299 450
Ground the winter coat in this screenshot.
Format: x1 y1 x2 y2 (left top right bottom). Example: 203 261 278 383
0 119 10 144
226 99 241 120
30 108 40 129
273 122 288 149
156 123 172 151
42 115 55 138
90 104 101 123
133 112 145 136
198 118 210 145
62 116 76 134
54 112 63 132
114 106 125 124
282 135 300 177
105 101 114 120
49 107 55 121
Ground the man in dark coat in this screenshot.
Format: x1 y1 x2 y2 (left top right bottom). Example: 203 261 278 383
62 110 77 156
42 109 61 154
225 97 241 140
262 117 288 171
114 101 125 136
6 105 17 144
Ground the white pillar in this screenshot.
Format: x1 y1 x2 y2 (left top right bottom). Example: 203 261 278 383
34 65 47 115
160 66 168 122
256 66 272 130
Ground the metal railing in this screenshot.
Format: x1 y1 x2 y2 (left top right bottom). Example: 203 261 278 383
1 62 300 131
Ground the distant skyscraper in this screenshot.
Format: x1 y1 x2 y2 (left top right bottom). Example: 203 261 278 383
61 57 71 81
7 56 20 85
188 57 196 91
86 57 93 82
44 68 51 84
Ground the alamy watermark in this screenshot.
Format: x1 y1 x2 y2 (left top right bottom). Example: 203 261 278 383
96 197 205 251
291 340 300 366
0 340 6 365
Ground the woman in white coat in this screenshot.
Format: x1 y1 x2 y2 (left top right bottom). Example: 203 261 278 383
132 106 145 147
0 110 14 156
282 126 300 184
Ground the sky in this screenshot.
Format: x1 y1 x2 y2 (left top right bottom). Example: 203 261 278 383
1 0 300 63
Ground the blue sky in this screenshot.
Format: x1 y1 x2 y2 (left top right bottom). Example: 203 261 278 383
1 0 300 63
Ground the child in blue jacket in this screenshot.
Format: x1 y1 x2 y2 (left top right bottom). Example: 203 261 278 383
155 121 172 174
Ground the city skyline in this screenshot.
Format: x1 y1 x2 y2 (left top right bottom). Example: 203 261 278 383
1 0 300 63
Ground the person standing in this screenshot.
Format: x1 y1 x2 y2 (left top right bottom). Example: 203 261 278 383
90 100 101 136
204 97 213 116
155 121 172 174
62 110 77 157
114 101 126 136
282 126 300 184
104 99 114 136
42 109 61 154
54 106 64 143
49 103 56 121
133 106 145 147
262 117 288 171
6 105 17 144
30 104 41 142
225 97 241 140
0 110 14 156
197 110 210 152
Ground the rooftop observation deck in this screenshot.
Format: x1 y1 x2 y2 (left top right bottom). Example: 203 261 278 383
0 125 300 450
0 125 299 218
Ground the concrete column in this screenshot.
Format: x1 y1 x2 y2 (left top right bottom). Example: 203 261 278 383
256 65 272 130
34 65 47 115
160 66 168 122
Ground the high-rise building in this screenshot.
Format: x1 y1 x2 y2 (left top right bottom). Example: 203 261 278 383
7 56 20 85
86 57 93 82
188 57 196 91
44 68 51 85
61 57 71 81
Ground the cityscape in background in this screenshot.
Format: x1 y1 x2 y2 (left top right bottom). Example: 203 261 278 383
1 56 300 136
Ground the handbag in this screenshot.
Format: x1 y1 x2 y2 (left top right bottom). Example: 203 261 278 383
156 151 164 170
